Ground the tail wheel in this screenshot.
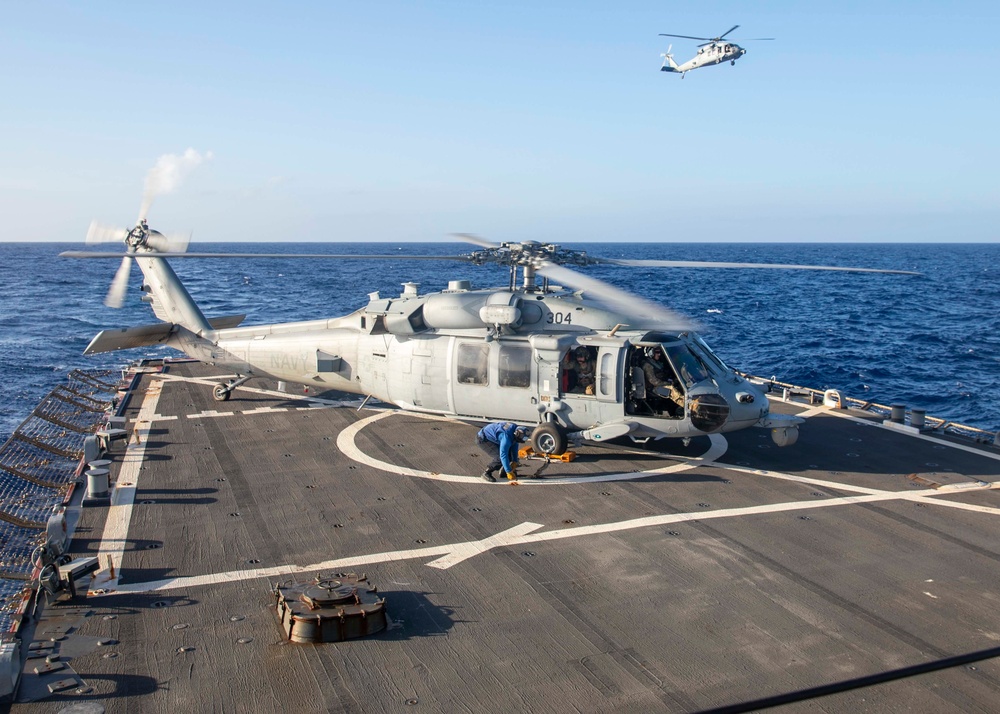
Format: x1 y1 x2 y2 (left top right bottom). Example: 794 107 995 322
213 384 231 402
531 423 567 456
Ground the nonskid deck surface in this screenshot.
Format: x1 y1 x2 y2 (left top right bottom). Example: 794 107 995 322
13 361 1000 713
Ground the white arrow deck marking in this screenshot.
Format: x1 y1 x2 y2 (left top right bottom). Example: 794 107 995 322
426 522 544 569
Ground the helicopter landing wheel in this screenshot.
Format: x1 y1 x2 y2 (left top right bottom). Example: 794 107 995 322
731 60 735 65
531 423 567 456
213 384 232 402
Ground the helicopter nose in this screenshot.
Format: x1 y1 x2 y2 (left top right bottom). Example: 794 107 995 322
689 393 730 433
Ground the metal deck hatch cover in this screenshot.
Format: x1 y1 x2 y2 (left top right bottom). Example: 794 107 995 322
275 574 387 643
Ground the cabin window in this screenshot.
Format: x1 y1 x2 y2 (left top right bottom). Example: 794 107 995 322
498 344 531 389
457 343 490 385
599 352 613 396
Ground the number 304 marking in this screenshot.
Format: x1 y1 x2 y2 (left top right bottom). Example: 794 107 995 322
546 312 572 325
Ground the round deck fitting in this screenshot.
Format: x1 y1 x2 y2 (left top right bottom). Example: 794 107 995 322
301 580 358 608
275 573 387 643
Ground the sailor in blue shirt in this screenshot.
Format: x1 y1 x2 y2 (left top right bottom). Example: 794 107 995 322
476 421 529 482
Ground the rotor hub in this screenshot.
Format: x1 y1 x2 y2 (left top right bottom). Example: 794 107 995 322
125 221 150 250
465 241 600 269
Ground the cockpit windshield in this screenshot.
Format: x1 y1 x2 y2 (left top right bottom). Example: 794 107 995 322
690 336 732 377
662 343 710 388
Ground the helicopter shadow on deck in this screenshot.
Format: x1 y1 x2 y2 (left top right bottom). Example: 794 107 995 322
65 538 201 576
513 436 730 484
16 664 161 704
89 591 199 611
221 383 362 411
132 487 217 506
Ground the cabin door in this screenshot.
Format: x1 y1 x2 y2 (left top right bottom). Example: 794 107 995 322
451 340 537 422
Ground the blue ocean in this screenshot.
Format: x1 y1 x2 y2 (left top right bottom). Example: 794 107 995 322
1 242 997 443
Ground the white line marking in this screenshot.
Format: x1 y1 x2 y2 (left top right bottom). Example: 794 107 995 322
797 406 828 418
188 410 232 419
97 375 1000 596
105 481 1000 594
89 379 163 593
426 522 544 569
900 496 1000 517
337 411 728 484
725 463 1000 515
156 372 363 406
724 463 889 496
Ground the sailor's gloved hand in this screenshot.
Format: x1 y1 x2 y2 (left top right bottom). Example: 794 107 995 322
506 470 517 481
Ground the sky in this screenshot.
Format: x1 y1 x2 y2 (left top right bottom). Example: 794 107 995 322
1 1 998 243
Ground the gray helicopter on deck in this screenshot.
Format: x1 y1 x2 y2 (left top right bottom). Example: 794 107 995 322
63 215 916 457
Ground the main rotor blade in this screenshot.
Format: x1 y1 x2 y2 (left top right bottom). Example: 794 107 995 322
718 24 740 39
105 256 133 308
659 33 712 41
86 220 128 245
741 37 775 41
600 258 920 275
451 233 499 249
61 251 476 261
160 230 191 254
536 261 696 331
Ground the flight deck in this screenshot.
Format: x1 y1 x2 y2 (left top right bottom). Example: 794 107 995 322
10 359 1000 713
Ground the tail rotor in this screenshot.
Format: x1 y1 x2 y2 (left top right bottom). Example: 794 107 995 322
105 255 134 308
660 43 673 67
85 215 191 308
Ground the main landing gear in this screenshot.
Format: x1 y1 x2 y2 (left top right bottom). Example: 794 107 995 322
212 375 252 402
531 423 567 456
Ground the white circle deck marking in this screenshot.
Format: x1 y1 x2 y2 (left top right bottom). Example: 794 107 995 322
336 410 729 484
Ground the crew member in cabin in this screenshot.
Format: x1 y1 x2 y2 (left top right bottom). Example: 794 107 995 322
570 347 597 395
476 421 528 482
642 346 685 411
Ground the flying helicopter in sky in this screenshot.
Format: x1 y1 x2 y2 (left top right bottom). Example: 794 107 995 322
63 210 916 458
659 25 773 78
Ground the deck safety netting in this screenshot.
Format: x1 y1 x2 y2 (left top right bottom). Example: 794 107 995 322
0 368 122 636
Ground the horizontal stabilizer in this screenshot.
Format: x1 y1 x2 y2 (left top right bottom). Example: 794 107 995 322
84 323 176 355
207 314 247 330
660 65 679 73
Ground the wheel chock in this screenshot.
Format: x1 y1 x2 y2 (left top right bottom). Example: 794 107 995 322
518 447 576 463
